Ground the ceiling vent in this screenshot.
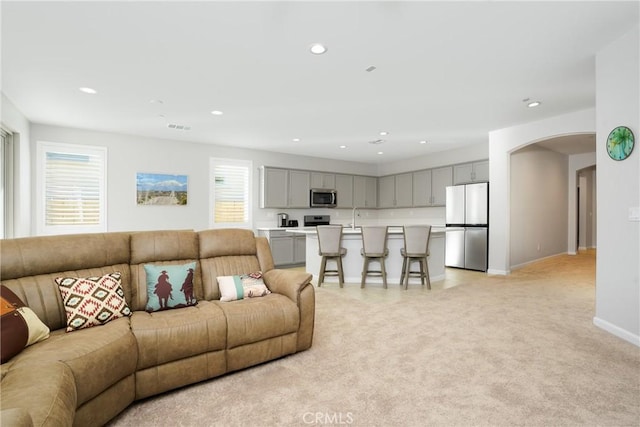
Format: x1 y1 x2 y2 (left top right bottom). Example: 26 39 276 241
368 139 385 145
167 123 191 131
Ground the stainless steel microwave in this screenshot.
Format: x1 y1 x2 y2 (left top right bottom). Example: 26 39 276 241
310 188 337 208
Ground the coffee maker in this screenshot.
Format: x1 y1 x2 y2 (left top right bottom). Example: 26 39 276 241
276 212 289 228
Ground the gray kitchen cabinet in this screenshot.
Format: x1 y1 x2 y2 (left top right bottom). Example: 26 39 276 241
260 167 310 208
378 173 412 208
353 176 377 208
310 172 335 190
335 174 354 208
260 167 288 208
293 235 306 264
412 169 433 206
395 173 413 207
431 166 453 206
413 167 451 206
258 229 304 267
288 170 310 207
377 175 395 208
453 160 489 184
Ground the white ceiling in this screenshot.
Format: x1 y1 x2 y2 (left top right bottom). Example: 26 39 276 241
1 1 637 164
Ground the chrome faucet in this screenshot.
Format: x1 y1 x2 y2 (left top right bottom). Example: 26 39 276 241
351 207 360 230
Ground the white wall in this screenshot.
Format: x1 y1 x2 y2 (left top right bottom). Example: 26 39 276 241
509 145 568 268
378 141 488 176
593 25 639 346
1 94 31 237
29 124 377 233
488 108 595 275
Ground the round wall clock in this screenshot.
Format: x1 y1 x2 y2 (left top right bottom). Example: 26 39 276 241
606 126 635 161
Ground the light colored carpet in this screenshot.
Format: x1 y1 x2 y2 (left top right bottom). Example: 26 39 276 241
109 250 639 426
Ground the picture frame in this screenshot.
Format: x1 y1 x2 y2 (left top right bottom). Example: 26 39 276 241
136 173 188 206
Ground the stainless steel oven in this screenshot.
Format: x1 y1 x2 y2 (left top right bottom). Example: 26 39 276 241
310 188 337 208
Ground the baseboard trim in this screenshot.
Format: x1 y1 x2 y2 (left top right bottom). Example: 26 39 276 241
314 274 446 285
593 317 640 347
487 268 509 275
510 251 567 271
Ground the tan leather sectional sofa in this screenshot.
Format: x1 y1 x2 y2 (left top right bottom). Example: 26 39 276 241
0 229 315 426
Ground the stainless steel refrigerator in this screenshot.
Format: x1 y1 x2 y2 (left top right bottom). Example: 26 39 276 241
445 182 489 271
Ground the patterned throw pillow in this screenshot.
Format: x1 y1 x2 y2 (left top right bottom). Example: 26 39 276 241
217 271 271 302
55 272 131 332
144 262 198 312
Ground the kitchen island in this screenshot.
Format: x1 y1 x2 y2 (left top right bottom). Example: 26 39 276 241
286 226 448 286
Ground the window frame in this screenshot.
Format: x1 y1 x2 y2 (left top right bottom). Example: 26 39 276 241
209 157 253 229
36 141 107 235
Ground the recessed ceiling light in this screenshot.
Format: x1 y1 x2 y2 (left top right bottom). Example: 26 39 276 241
292 138 301 142
379 131 389 136
309 43 327 55
210 110 224 116
149 99 164 105
419 140 428 144
79 87 97 94
339 145 347 149
527 101 541 108
377 151 384 155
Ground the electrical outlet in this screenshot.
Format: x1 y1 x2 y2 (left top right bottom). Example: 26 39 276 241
537 243 541 251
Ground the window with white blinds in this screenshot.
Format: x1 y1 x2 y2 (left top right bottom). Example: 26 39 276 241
37 141 107 235
210 158 252 228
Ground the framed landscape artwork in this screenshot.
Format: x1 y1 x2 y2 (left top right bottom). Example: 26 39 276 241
136 173 188 206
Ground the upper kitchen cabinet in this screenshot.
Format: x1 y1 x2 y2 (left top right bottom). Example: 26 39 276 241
353 176 377 208
431 166 453 205
288 170 311 207
413 169 432 206
378 173 413 208
335 174 354 208
260 167 310 208
412 166 452 207
310 172 336 190
453 160 489 184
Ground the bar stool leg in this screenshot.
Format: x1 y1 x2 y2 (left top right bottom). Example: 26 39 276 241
424 256 431 290
403 258 410 290
419 258 426 286
318 256 327 287
337 257 344 288
380 257 387 289
361 258 369 288
400 256 407 286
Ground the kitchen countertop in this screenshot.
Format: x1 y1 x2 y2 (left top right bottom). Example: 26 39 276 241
284 225 450 235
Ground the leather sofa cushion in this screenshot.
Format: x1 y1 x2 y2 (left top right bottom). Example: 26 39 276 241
131 300 227 370
0 233 130 281
2 265 132 332
9 317 137 407
1 361 77 427
218 294 299 349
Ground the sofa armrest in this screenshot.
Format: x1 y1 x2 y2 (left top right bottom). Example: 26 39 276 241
263 269 315 351
263 269 312 303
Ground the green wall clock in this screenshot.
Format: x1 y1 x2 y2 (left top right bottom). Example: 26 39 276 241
606 126 635 161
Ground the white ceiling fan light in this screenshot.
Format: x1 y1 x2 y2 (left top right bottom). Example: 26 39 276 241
309 43 327 55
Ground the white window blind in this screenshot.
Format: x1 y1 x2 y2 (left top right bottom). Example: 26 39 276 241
37 142 107 235
210 158 252 228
